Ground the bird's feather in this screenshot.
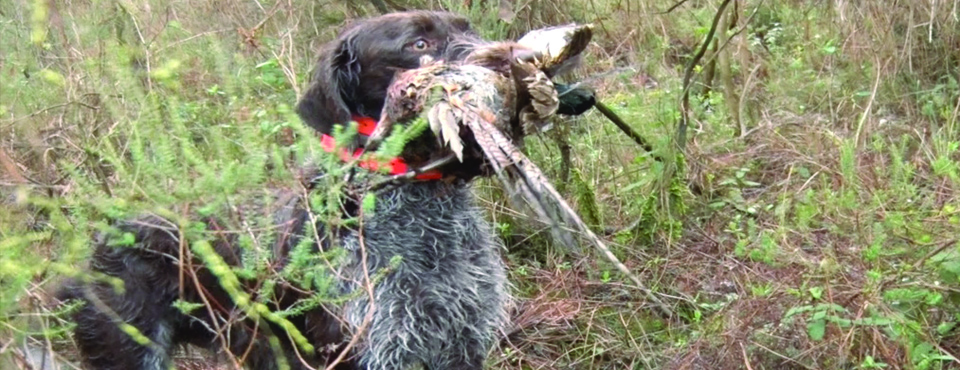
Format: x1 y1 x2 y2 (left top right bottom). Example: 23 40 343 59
433 101 463 161
517 23 594 77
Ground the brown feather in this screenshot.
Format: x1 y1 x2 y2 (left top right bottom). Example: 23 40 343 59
516 23 594 77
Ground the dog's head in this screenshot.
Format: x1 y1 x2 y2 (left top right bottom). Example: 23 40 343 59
296 11 477 135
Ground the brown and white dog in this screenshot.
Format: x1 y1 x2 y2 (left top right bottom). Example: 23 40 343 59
61 11 513 370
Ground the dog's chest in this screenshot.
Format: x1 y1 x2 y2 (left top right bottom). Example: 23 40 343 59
340 182 496 271
332 181 510 364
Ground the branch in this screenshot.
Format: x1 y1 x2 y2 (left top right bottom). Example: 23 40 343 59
676 0 733 151
661 0 690 14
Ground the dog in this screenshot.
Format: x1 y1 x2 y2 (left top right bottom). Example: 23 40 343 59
297 11 475 138
60 11 512 370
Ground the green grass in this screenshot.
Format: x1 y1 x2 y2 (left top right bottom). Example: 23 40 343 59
4 0 960 369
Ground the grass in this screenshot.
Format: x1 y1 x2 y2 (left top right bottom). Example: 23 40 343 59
3 0 960 369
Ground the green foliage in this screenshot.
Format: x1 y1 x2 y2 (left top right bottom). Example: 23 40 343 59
571 168 602 229
435 0 511 40
373 117 430 161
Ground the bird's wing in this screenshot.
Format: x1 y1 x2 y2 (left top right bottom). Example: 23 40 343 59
517 23 594 77
510 60 559 134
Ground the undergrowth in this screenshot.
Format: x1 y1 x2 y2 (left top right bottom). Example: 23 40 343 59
3 0 960 369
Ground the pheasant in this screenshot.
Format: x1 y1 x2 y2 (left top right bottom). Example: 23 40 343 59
358 24 671 315
360 24 601 251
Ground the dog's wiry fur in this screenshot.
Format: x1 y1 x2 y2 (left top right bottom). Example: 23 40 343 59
60 11 509 370
337 182 508 369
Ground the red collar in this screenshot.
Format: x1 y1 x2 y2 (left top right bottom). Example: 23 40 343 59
319 115 444 180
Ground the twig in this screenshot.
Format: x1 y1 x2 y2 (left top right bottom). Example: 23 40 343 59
750 340 815 369
740 342 754 370
677 0 733 151
699 0 763 70
324 208 378 370
271 29 302 99
155 28 232 53
178 213 244 370
660 0 690 14
913 238 958 270
0 147 27 184
538 180 677 318
737 63 762 138
854 56 886 147
1 101 98 126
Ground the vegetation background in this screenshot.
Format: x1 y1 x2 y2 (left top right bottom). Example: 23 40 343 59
2 0 960 369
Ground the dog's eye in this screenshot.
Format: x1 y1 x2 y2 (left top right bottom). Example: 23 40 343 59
411 39 429 51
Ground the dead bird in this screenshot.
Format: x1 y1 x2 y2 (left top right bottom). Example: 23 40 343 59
363 24 670 317
362 23 601 253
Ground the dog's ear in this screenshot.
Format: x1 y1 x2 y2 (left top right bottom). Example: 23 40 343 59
296 35 361 134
